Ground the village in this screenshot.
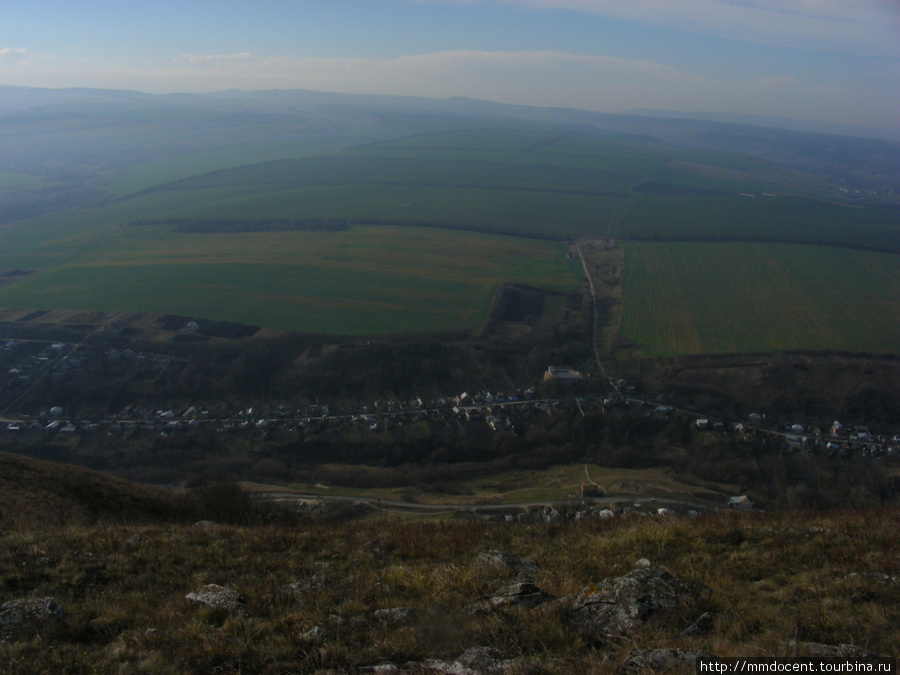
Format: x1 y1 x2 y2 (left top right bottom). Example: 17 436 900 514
3 337 899 466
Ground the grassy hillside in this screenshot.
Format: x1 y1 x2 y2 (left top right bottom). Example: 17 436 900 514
0 455 897 672
0 452 185 530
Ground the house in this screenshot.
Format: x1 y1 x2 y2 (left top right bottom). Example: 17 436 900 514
580 483 603 498
784 435 804 451
851 427 872 443
728 495 753 510
544 366 584 384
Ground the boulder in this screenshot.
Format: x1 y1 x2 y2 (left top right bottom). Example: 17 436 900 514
846 572 895 585
299 626 327 641
373 607 416 625
570 567 704 639
474 550 539 575
185 584 247 614
0 597 64 642
787 641 877 659
363 646 527 674
622 648 717 671
282 573 326 594
439 646 525 673
467 575 551 614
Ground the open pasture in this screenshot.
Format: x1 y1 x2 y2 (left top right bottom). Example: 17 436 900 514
619 242 900 356
106 127 899 247
117 182 626 238
4 124 899 343
106 137 353 196
0 225 582 335
166 155 639 197
616 194 900 251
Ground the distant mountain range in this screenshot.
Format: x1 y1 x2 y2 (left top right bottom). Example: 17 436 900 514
2 84 897 142
1 85 897 204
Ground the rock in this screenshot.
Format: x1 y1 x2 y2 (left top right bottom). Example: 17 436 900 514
364 646 526 674
448 646 525 673
474 550 540 575
368 581 392 596
633 558 652 569
0 597 64 642
682 611 715 636
283 574 327 594
373 607 416 625
467 575 551 614
570 567 704 639
846 572 895 585
622 648 717 671
787 641 876 659
185 584 246 614
299 626 327 641
543 509 563 524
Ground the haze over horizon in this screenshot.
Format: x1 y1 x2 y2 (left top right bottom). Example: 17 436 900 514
2 0 899 138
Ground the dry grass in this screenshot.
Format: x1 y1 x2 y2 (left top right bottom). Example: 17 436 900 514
2 507 898 673
0 452 187 531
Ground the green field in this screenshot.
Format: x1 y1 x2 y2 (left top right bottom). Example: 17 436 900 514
3 124 900 345
619 242 900 356
615 193 900 250
96 128 900 247
0 225 582 334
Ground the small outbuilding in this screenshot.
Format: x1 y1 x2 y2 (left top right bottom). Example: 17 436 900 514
728 495 753 511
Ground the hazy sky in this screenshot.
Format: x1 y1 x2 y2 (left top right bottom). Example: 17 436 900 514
2 0 899 136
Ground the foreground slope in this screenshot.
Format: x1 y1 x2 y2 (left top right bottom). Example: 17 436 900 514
0 455 898 672
0 452 185 530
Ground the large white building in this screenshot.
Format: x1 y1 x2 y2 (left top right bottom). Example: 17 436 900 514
544 366 584 383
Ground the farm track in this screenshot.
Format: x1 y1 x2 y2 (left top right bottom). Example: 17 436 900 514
575 242 604 377
575 240 626 389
